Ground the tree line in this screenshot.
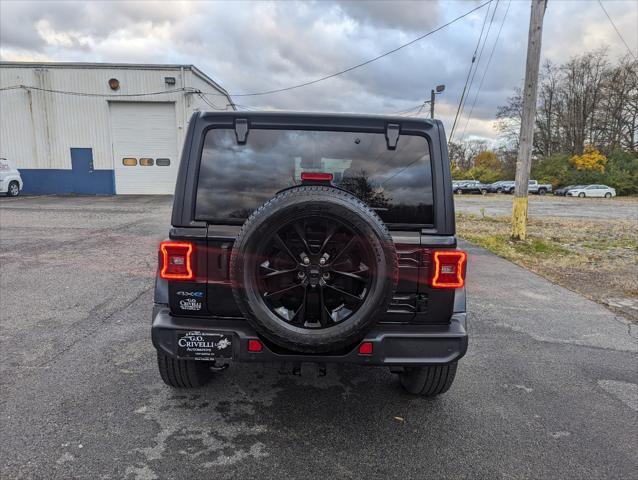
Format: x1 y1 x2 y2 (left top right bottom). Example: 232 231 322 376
450 49 638 194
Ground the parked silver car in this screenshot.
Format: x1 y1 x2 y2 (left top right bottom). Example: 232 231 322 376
566 185 616 198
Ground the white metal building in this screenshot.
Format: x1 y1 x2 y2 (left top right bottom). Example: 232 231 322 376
0 62 234 194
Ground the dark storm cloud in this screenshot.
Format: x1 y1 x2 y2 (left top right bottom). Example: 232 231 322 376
1 0 636 141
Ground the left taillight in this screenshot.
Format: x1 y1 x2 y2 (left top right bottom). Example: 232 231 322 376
159 241 194 280
429 250 467 289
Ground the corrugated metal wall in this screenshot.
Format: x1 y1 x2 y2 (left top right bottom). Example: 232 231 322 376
0 65 231 175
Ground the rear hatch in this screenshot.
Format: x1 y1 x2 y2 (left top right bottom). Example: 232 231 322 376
167 115 458 324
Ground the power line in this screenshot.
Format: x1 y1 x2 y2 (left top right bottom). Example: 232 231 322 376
415 100 429 116
196 92 228 110
199 0 493 98
0 84 193 97
454 0 500 140
597 0 637 60
389 104 425 116
448 0 495 142
1 83 238 112
459 0 512 142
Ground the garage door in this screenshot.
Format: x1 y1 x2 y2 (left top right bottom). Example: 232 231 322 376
110 102 178 194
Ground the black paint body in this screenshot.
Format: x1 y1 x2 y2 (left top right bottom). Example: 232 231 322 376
152 112 467 365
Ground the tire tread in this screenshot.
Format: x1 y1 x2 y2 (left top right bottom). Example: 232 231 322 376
399 363 458 397
157 352 212 388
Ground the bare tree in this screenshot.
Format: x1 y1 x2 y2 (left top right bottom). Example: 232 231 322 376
496 48 637 156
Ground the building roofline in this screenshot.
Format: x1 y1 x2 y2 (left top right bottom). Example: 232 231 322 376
0 61 231 97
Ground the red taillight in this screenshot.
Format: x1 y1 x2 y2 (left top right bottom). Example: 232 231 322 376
430 250 467 289
247 339 263 352
301 172 334 182
358 342 373 355
159 241 194 280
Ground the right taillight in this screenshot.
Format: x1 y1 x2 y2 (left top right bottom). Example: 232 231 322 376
159 241 194 280
429 250 467 289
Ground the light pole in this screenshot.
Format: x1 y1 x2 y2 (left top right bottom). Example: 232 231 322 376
417 84 446 118
430 84 446 119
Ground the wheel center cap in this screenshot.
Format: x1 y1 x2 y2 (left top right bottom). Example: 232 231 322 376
307 265 321 286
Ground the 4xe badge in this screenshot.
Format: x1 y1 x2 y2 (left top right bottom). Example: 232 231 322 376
176 291 204 298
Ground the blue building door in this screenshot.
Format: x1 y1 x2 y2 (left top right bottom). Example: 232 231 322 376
70 148 114 194
70 148 94 194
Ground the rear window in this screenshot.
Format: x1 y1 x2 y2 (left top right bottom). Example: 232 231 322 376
195 129 433 225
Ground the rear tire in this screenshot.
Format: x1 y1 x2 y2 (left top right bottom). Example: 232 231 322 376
399 363 458 396
157 352 213 388
538 188 547 195
604 192 612 198
578 192 585 198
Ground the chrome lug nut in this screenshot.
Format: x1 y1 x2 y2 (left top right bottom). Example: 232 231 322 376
322 272 330 280
303 257 310 265
319 258 326 265
298 271 306 279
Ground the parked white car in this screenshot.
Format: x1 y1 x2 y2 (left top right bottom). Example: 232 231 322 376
0 158 23 196
566 184 616 198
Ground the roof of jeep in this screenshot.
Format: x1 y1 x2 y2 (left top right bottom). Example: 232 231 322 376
199 110 440 125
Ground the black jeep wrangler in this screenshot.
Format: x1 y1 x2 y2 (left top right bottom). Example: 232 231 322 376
152 112 468 396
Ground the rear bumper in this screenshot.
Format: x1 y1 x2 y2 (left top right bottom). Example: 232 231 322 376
151 306 468 366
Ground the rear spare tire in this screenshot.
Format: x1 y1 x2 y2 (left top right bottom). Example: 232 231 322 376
230 186 398 353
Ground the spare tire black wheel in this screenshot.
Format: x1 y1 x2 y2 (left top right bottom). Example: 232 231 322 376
230 185 398 353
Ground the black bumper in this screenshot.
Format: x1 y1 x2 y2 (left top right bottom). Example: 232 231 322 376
151 306 468 366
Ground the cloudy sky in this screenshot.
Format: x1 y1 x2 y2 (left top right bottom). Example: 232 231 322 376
1 0 636 143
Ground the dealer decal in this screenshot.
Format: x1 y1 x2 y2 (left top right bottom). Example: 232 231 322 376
177 331 233 360
178 332 231 350
179 298 202 311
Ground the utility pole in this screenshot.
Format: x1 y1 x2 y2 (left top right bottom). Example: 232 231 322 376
511 0 547 241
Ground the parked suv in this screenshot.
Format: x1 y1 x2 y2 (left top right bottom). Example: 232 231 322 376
152 113 468 396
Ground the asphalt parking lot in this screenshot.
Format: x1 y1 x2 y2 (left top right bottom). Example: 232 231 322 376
1 196 637 480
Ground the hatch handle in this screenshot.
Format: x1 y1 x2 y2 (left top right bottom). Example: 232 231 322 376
235 118 249 144
386 123 400 150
